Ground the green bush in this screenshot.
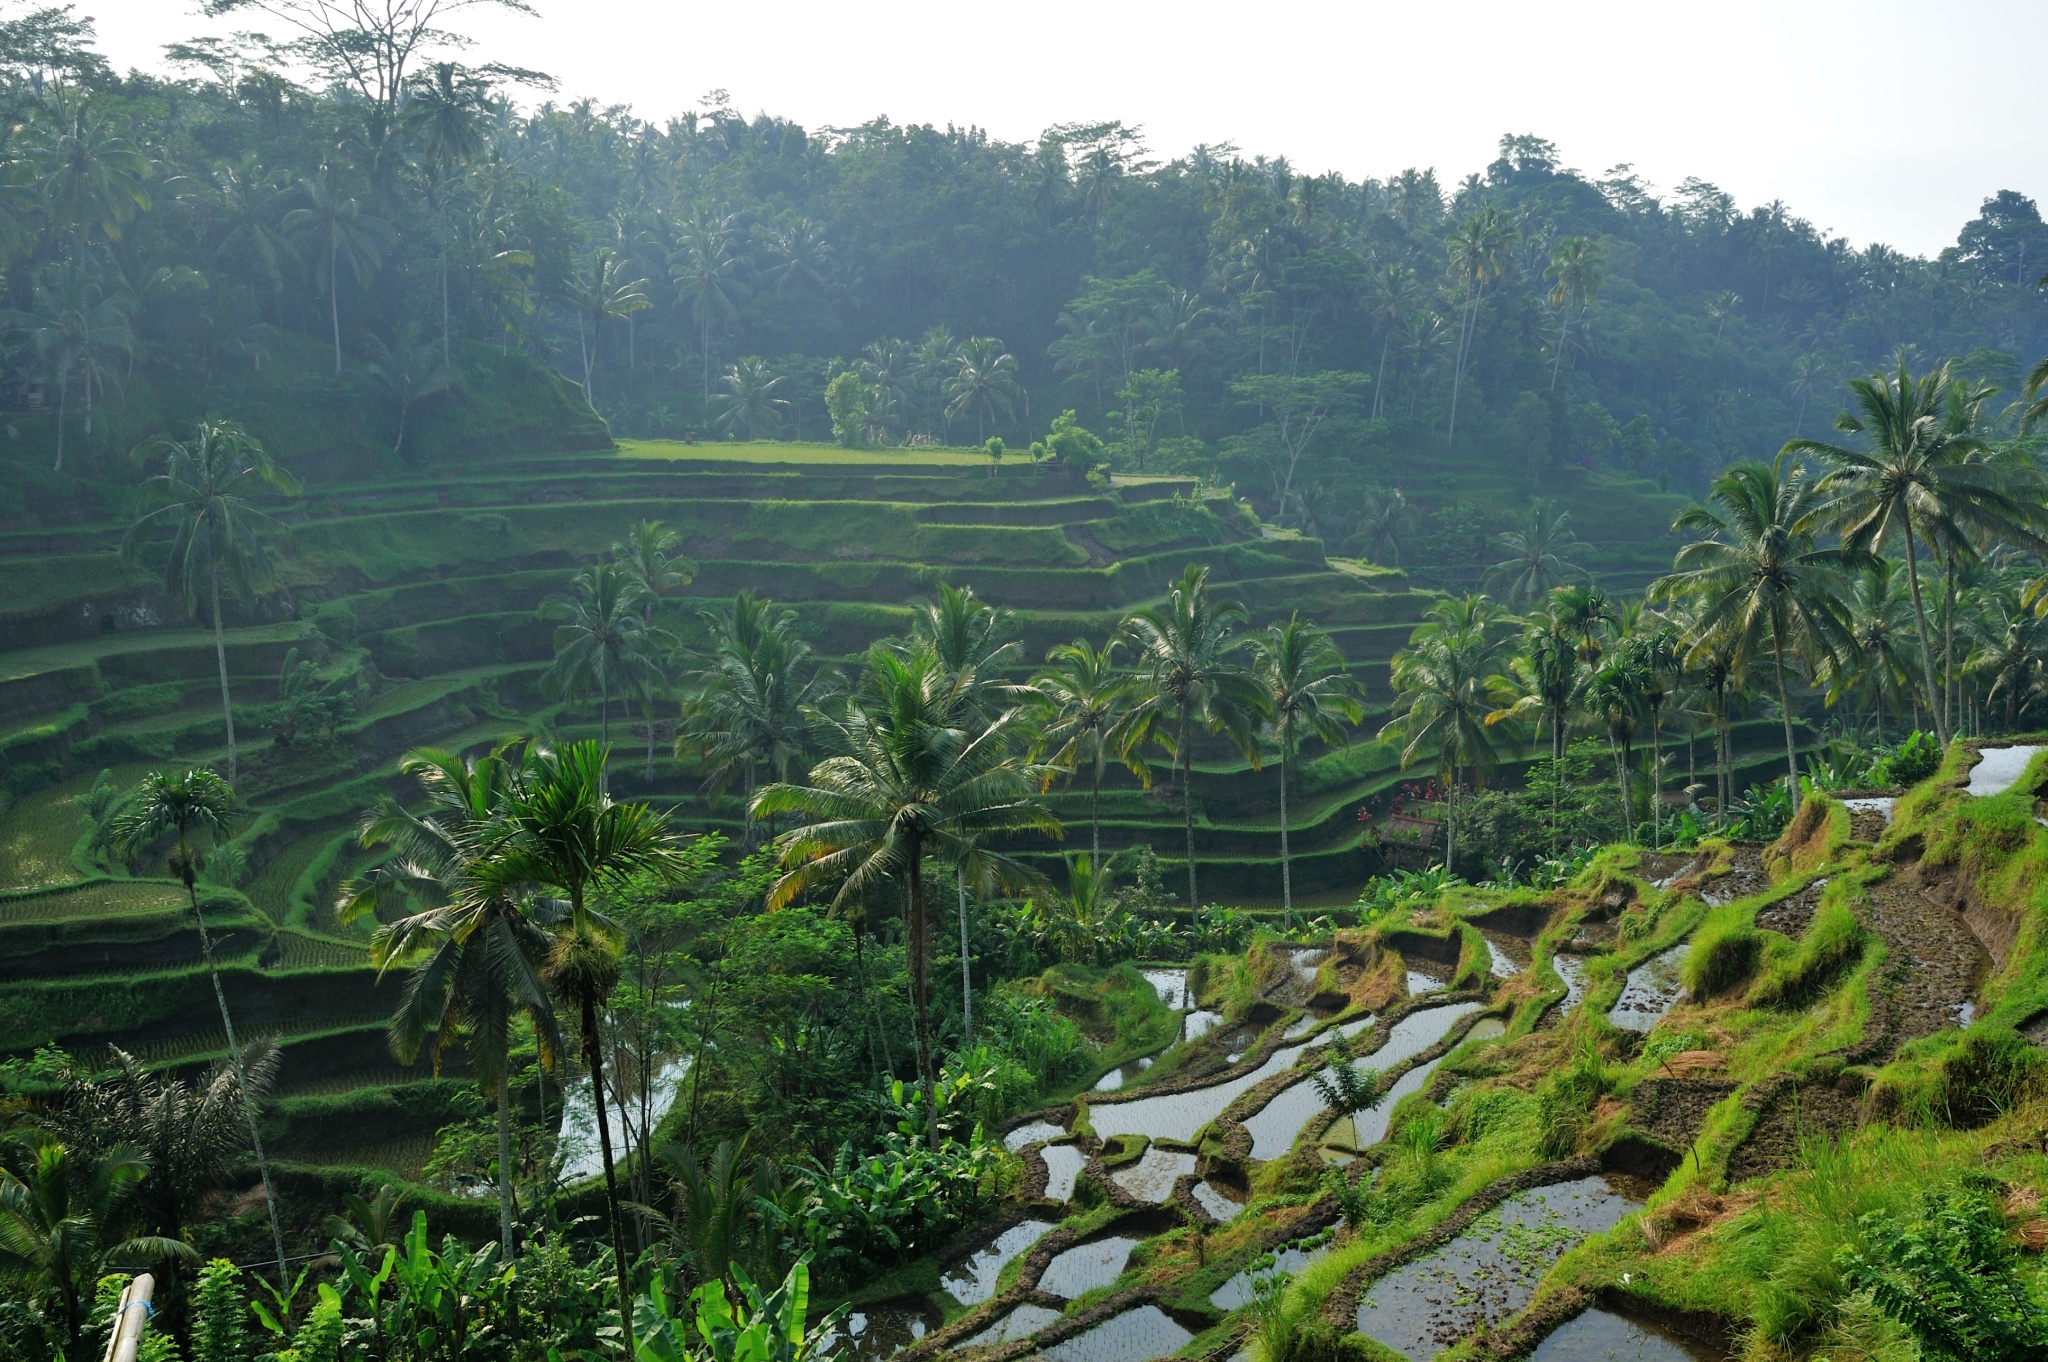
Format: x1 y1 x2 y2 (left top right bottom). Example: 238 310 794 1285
191 1259 246 1362
1684 923 1765 999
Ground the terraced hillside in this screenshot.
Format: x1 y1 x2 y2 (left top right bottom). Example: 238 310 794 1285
838 743 2048 1362
0 442 1445 1169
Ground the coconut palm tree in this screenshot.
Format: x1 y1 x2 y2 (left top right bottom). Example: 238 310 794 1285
1122 565 1270 915
1486 605 1585 853
1544 236 1604 390
338 746 565 1260
1444 205 1510 441
945 337 1024 443
565 247 651 402
110 768 287 1284
404 61 491 361
669 209 752 407
1254 615 1363 922
1965 582 2048 733
1787 357 2048 743
3 269 133 472
1027 638 1137 869
1366 263 1422 418
473 740 693 1359
31 91 150 257
1829 561 1917 741
680 591 832 840
752 643 1058 1142
1483 500 1586 606
0 1141 191 1355
1652 457 1861 815
1349 485 1417 566
542 562 660 758
612 520 696 626
1382 599 1512 870
358 324 454 461
712 357 790 440
1584 647 1653 840
124 420 301 785
282 167 395 374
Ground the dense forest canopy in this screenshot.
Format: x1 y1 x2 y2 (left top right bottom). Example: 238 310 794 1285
0 1 2043 531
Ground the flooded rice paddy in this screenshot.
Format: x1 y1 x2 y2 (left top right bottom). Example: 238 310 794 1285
1190 1179 1244 1220
1607 942 1690 1032
1964 745 2045 796
817 1302 936 1360
1354 1175 1643 1360
1209 1229 1338 1310
1029 1304 1192 1362
941 1219 1055 1306
1108 1146 1197 1202
1038 1235 1140 1298
1006 1120 1067 1152
1527 1307 1728 1360
967 1304 1065 1348
1040 1144 1087 1202
1243 1004 1480 1160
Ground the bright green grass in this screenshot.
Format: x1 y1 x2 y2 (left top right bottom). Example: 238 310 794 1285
619 438 987 466
0 880 185 923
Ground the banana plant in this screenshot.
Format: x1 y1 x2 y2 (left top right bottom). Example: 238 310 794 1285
632 1259 844 1362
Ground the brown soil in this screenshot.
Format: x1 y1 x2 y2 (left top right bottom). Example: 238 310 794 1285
1628 1077 1739 1150
1700 845 1768 904
1849 809 1889 842
1859 869 1988 1044
1726 1079 1864 1184
1755 877 1826 937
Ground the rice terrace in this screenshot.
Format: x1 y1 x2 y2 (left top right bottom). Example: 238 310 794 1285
2 3 2048 1361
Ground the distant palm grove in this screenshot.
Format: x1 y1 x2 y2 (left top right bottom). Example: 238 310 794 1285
9 5 2048 1362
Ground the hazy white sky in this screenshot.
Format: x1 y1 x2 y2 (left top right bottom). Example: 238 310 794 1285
74 0 2048 257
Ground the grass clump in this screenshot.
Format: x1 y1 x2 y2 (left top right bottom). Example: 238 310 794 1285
1684 921 1765 999
1749 898 1871 1009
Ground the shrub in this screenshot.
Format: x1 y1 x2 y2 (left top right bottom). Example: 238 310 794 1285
1869 731 1942 788
192 1259 246 1362
1836 1179 2048 1361
1684 923 1765 999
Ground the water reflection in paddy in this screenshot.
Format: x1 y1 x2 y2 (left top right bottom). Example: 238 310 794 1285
941 1219 1055 1306
1031 1305 1192 1362
1528 1307 1728 1361
1243 1004 1480 1160
817 1302 935 1360
1093 1055 1154 1092
1355 1175 1643 1361
1040 1144 1087 1202
1552 953 1589 1015
967 1304 1064 1349
1608 942 1689 1032
1209 1230 1337 1310
1191 1180 1244 1221
1965 744 2046 796
1183 1009 1225 1042
1484 932 1528 977
1039 1236 1139 1298
1007 1120 1067 1152
1109 1147 1197 1202
1141 968 1189 1010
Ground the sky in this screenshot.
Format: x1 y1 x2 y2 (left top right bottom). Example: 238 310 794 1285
71 0 2048 258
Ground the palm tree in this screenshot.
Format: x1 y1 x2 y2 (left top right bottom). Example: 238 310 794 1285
32 92 151 257
110 768 287 1284
1028 638 1137 869
1350 486 1417 566
680 591 832 840
565 247 651 404
1584 649 1652 839
358 325 454 460
338 746 565 1260
1965 582 2048 733
1382 598 1512 870
945 337 1025 443
1652 457 1861 815
1486 606 1584 852
2 271 132 472
475 741 693 1360
283 168 396 374
1787 357 2048 743
712 357 790 440
612 520 696 626
1829 561 1917 741
404 62 491 361
1444 205 1509 441
124 421 301 784
0 1141 190 1354
669 209 752 407
1254 615 1363 922
752 644 1058 1141
1550 583 1618 664
1122 565 1269 915
43 1045 279 1246
1483 500 1586 606
1544 236 1604 390
1366 264 1421 418
541 562 660 758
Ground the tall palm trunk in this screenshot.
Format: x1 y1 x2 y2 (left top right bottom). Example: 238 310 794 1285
1278 737 1293 925
1898 522 1946 745
1941 548 1958 736
956 865 972 1042
1610 734 1631 840
210 566 239 785
1372 335 1389 418
53 370 68 472
906 846 938 1149
1773 634 1801 815
579 993 634 1358
330 238 343 376
183 853 286 1284
1089 738 1104 870
1177 705 1198 921
495 1078 516 1259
